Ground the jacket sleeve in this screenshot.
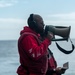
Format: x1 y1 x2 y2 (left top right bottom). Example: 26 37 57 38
21 35 51 61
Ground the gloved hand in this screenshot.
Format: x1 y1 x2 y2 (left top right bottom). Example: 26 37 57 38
46 31 54 41
55 67 66 74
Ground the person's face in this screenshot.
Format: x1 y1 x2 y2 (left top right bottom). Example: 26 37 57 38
35 16 45 34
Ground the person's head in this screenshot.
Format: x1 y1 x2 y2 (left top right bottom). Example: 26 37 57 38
27 14 45 34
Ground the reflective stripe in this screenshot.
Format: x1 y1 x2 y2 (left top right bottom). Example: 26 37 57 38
29 48 32 53
31 53 35 58
37 53 41 57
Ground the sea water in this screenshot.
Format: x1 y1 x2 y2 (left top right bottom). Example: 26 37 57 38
0 39 75 75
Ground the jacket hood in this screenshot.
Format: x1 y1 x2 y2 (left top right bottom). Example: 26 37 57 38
20 26 38 36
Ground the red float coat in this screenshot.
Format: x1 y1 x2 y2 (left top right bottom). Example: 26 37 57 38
47 50 57 75
17 26 51 75
46 49 61 75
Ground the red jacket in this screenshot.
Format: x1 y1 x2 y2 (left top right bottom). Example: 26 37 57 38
17 26 51 75
46 49 61 75
47 51 57 75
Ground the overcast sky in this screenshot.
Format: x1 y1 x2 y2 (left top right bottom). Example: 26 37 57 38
0 0 75 40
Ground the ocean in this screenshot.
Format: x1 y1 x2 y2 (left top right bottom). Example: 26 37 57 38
0 39 75 75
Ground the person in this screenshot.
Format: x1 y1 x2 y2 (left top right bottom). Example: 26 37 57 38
17 13 66 75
